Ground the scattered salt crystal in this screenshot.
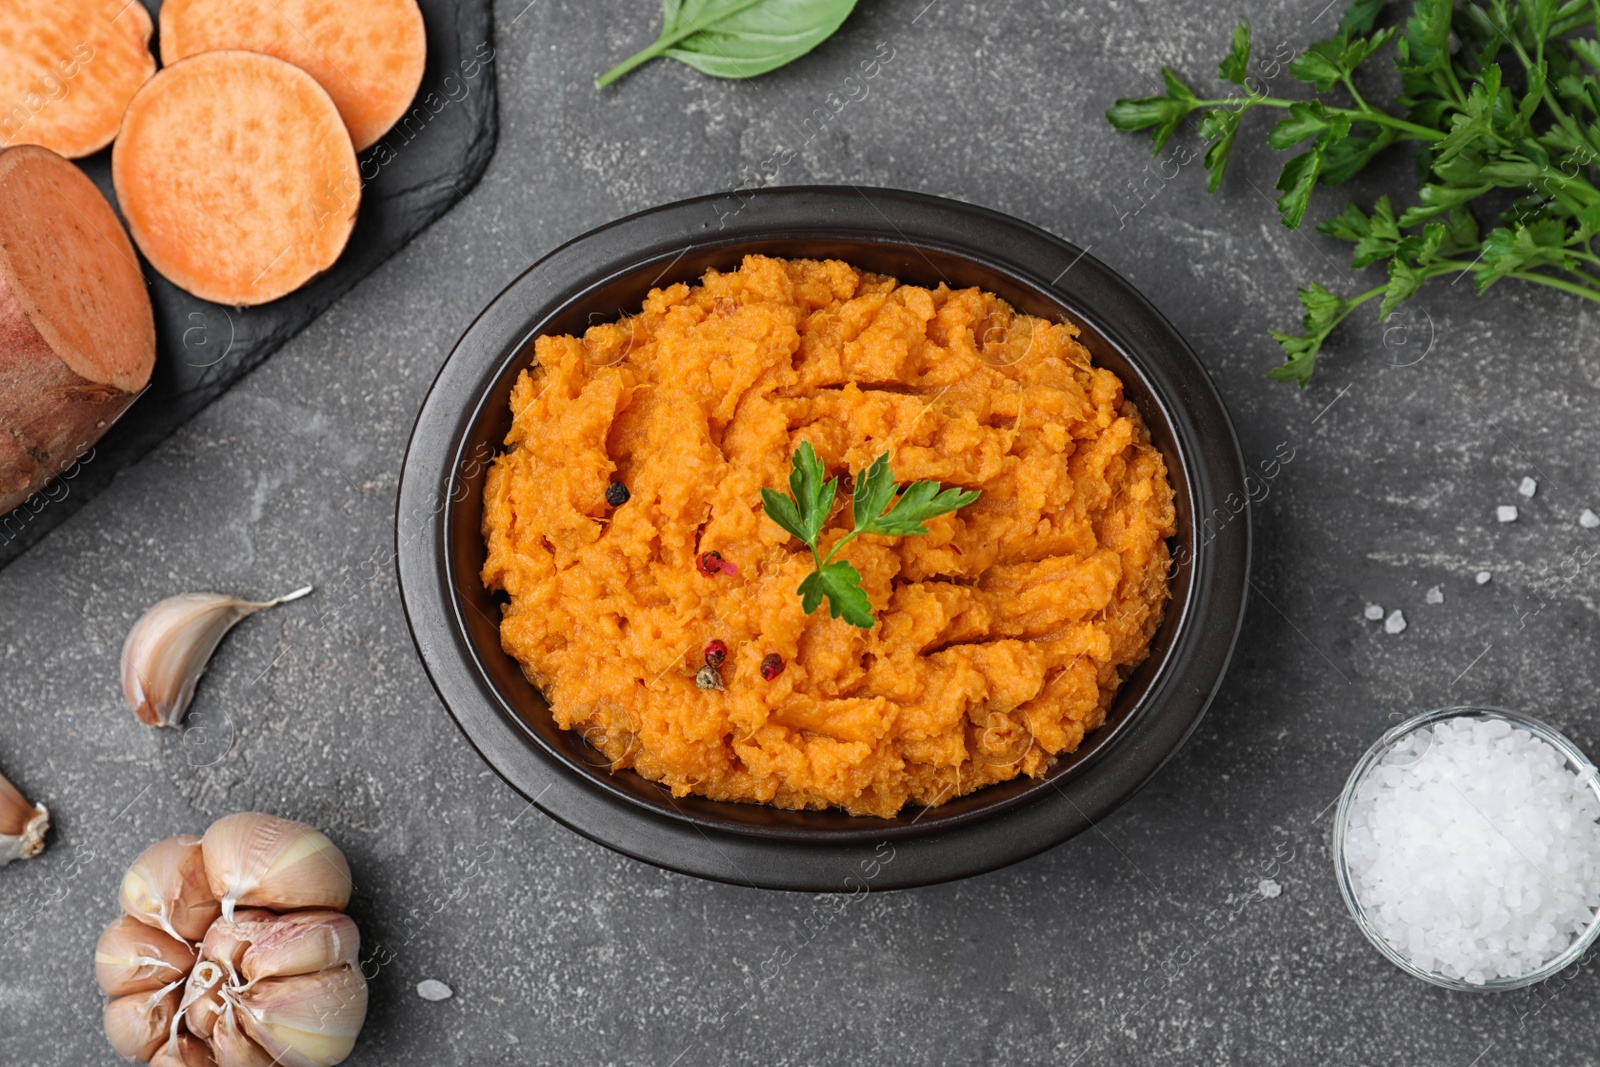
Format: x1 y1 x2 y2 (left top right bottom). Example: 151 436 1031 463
417 979 454 1002
1498 505 1519 523
1364 603 1385 621
1581 509 1600 530
1475 571 1492 585
1425 586 1444 605
1259 878 1282 899
1519 477 1538 498
1385 609 1407 634
1345 717 1600 983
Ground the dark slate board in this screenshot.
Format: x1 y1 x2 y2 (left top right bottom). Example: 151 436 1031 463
0 0 498 569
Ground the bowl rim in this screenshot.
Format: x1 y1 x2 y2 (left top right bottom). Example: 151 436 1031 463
1331 705 1600 991
395 185 1251 890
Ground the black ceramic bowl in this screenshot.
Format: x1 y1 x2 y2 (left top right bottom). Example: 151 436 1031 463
397 186 1249 891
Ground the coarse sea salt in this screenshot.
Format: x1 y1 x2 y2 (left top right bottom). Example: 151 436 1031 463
1343 718 1600 985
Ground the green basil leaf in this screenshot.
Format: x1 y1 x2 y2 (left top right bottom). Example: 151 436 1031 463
598 0 860 86
1219 16 1252 86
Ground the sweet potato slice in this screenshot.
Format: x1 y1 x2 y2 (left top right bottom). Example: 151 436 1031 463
0 145 155 513
112 51 360 307
0 0 158 159
159 0 427 152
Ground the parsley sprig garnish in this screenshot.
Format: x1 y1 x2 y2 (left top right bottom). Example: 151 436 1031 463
760 443 980 629
1107 0 1600 385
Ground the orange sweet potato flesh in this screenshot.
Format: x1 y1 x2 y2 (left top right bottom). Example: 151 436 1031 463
112 51 360 307
0 145 155 513
159 0 428 152
0 0 157 159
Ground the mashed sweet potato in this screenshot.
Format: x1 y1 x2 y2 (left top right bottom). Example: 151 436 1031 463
481 255 1175 817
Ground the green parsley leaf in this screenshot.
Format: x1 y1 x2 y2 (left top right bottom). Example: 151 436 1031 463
765 447 981 629
797 562 875 628
1219 17 1252 86
1339 0 1386 36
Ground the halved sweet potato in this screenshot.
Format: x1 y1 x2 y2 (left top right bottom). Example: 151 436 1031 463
112 50 360 307
159 0 427 152
0 0 158 159
0 145 155 513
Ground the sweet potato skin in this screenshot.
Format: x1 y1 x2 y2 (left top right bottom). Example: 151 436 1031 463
158 0 427 151
0 0 158 159
0 145 155 513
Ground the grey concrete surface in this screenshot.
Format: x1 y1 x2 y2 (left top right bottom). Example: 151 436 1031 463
4 1 1599 1064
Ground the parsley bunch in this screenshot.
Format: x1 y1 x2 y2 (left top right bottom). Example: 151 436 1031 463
1107 0 1600 384
761 443 980 629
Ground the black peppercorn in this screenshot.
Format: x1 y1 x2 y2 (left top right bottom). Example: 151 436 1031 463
605 481 630 507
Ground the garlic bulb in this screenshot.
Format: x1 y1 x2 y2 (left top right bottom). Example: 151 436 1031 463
150 1033 217 1067
99 813 367 1066
103 981 183 1061
95 915 197 996
232 967 369 1067
121 586 311 728
120 835 222 942
0 765 48 865
201 813 351 922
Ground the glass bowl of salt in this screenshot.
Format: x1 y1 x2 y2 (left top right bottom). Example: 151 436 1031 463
1333 706 1600 990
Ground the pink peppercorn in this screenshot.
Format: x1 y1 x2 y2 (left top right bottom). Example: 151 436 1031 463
696 550 724 576
759 654 785 681
704 640 728 668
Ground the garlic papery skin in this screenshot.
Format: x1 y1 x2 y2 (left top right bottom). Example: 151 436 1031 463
120 586 312 728
201 813 351 922
211 1005 279 1067
238 911 360 983
103 980 183 1062
149 1032 216 1067
95 915 197 997
178 959 227 1040
0 766 48 865
120 835 222 942
232 966 368 1067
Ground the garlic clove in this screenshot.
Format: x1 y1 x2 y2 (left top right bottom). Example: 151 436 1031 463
198 908 278 976
201 813 351 922
121 586 312 728
234 966 369 1067
239 911 360 983
95 914 197 997
119 835 222 942
149 1033 217 1067
103 981 182 1062
0 765 48 865
211 1004 280 1067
